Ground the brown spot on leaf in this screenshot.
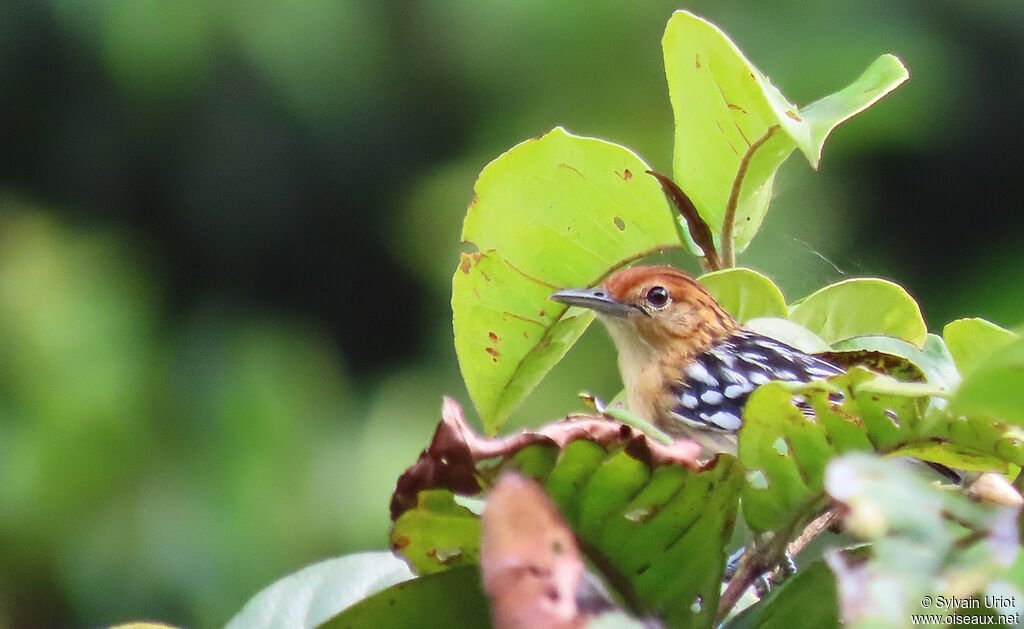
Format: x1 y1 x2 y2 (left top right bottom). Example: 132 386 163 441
727 103 748 114
538 309 545 317
459 252 481 274
613 217 626 231
695 54 702 69
393 535 410 549
486 347 500 358
489 332 499 343
786 110 803 121
481 270 491 282
523 331 530 340
614 169 634 181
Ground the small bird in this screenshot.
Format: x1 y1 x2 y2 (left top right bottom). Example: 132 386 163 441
550 265 843 457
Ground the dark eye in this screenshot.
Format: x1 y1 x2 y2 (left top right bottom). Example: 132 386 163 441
645 286 669 308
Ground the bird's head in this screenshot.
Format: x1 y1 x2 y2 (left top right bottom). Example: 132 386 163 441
549 265 737 359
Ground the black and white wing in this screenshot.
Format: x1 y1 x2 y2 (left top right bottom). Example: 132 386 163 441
668 331 843 432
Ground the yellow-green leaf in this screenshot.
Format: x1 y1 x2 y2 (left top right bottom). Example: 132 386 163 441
699 267 787 322
789 278 927 348
663 10 907 254
454 127 680 432
943 317 1018 378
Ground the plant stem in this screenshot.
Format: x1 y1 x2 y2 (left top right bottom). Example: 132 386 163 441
646 170 721 271
721 125 779 268
715 496 833 623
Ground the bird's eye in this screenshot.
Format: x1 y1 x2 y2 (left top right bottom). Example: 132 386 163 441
645 286 670 308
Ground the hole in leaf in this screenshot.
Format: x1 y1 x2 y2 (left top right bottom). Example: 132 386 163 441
429 547 463 564
746 469 769 489
624 507 652 523
691 595 703 613
773 437 789 456
613 216 626 231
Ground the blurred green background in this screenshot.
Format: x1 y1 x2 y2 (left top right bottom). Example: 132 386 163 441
0 1 1020 626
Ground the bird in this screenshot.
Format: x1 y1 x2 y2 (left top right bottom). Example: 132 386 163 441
549 265 844 457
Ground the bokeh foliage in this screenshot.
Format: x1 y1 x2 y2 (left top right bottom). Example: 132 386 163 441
0 2 1020 628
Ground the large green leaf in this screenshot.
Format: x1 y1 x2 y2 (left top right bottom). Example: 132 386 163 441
400 446 742 628
454 127 680 433
452 249 595 434
738 368 1024 531
224 552 414 629
698 267 787 322
951 337 1024 427
943 317 1018 378
321 567 491 629
788 278 928 348
664 10 907 256
390 403 741 628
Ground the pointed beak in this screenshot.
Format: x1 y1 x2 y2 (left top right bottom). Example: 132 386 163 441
549 287 635 318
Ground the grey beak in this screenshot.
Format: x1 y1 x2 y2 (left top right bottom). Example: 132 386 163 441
549 288 635 318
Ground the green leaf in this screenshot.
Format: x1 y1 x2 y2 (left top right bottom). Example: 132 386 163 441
699 267 787 322
453 250 594 434
829 334 961 391
743 317 830 353
321 566 491 629
547 452 744 629
390 490 480 576
663 10 907 255
951 337 1024 427
724 562 838 629
391 407 742 628
739 367 1024 531
454 127 680 432
788 278 927 348
224 552 414 629
943 317 1018 378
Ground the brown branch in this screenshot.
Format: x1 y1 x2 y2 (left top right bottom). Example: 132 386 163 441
646 170 721 271
721 125 779 267
787 504 842 558
716 497 833 623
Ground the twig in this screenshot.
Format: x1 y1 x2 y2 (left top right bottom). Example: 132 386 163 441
646 170 721 271
716 497 834 623
786 505 842 558
721 125 779 267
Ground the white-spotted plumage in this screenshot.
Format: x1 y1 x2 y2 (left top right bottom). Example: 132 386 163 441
668 331 843 433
